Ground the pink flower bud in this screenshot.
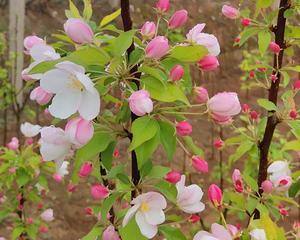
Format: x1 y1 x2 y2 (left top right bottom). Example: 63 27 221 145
39 226 49 234
232 169 244 193
250 110 259 120
37 202 43 210
84 207 94 216
234 37 241 43
271 74 278 82
6 137 19 151
40 208 54 222
192 156 208 173
30 86 53 105
9 167 16 174
189 214 200 223
90 184 109 200
275 176 292 191
53 173 63 183
141 21 156 39
208 184 223 208
170 64 184 81
129 90 153 116
249 71 255 78
213 138 224 150
24 35 45 53
290 110 298 119
145 36 169 59
194 86 209 103
168 10 188 29
176 121 192 136
165 170 181 184
269 41 281 54
156 0 170 12
65 117 94 148
25 138 34 145
103 225 121 240
241 18 251 26
26 218 34 224
222 5 240 19
16 194 23 201
64 18 94 44
261 180 273 194
113 149 120 158
293 80 300 90
198 55 219 71
17 205 24 211
79 162 93 178
242 103 250 113
67 183 77 193
279 207 288 216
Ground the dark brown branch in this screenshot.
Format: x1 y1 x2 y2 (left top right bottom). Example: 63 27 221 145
254 0 290 219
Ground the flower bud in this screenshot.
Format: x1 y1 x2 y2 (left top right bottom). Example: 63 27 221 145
53 173 63 183
39 226 49 234
271 74 278 82
90 184 109 200
26 218 34 224
9 167 16 174
145 36 169 59
168 10 188 29
250 110 259 120
198 55 219 71
232 169 243 193
165 170 181 184
176 121 192 136
67 183 77 193
26 138 34 145
234 37 241 43
222 5 240 19
129 90 153 116
79 162 93 178
293 80 300 90
6 137 19 151
24 35 45 53
30 86 53 105
103 225 121 240
275 176 292 191
156 0 170 13
22 69 32 81
170 64 184 81
64 18 94 44
208 184 223 208
261 180 273 194
241 18 251 26
249 71 255 78
290 110 298 120
269 41 281 54
214 138 224 150
242 103 250 113
65 117 94 148
192 156 208 173
194 87 209 103
40 208 54 222
189 214 200 223
141 21 156 39
84 207 94 216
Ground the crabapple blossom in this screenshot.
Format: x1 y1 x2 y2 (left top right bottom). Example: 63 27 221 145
232 169 243 193
222 5 240 19
141 21 156 39
30 86 53 105
198 55 219 71
23 35 45 54
214 138 224 150
168 10 188 29
176 175 205 214
208 184 223 208
20 122 41 138
90 184 109 200
193 223 235 240
192 156 208 173
64 18 94 44
250 229 267 240
274 175 292 192
176 121 192 136
56 161 70 177
123 192 167 239
145 36 169 59
269 41 281 54
194 86 209 103
128 90 153 116
6 137 19 151
164 170 181 184
267 161 291 184
103 225 120 240
40 208 54 222
170 64 184 81
156 0 170 12
241 18 251 26
40 61 100 120
261 180 273 193
79 162 93 178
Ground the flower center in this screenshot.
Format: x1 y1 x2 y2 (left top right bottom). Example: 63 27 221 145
69 75 84 91
140 202 150 212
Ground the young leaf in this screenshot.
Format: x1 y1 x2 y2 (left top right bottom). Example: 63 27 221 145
258 30 271 55
110 30 136 57
158 120 176 160
159 225 187 240
239 27 261 46
257 99 278 111
168 45 208 62
119 218 147 240
67 0 81 18
100 9 121 27
83 0 93 20
82 226 103 240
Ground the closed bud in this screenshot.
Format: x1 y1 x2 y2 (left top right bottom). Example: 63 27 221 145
192 156 208 173
168 10 188 29
232 169 243 193
198 55 219 71
165 170 181 184
141 21 156 39
170 64 184 81
156 0 170 13
30 86 53 105
64 18 94 44
261 180 273 194
241 18 251 26
6 137 19 151
189 214 200 223
250 110 259 120
79 162 93 178
90 184 109 200
129 90 153 116
145 36 169 59
293 80 300 90
208 184 223 208
269 41 281 54
103 225 121 240
194 87 209 103
222 5 240 19
213 138 224 150
176 121 193 136
290 110 298 120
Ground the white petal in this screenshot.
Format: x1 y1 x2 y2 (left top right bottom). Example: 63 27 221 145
20 122 41 137
49 91 81 119
179 201 205 214
177 185 204 206
122 204 140 227
193 231 218 240
144 210 165 225
30 44 60 62
135 211 158 239
78 90 100 120
56 61 85 74
76 72 96 92
40 69 70 94
176 175 186 194
211 223 232 240
40 141 70 162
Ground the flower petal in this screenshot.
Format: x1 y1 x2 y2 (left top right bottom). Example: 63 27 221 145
144 209 165 225
78 90 100 120
40 141 70 162
180 201 205 214
211 223 232 240
193 231 218 240
122 204 140 227
40 69 70 94
56 61 85 74
135 211 158 239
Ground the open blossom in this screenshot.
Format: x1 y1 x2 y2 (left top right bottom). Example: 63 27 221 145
6 137 19 151
176 175 205 214
250 229 267 240
24 35 45 54
40 126 72 168
141 21 156 39
168 10 188 29
267 161 291 184
56 161 69 177
64 18 94 44
274 175 292 191
123 192 167 239
232 169 243 193
129 90 153 116
30 86 53 105
222 5 239 19
40 208 54 222
20 122 41 138
145 36 169 59
194 223 235 240
103 225 120 240
40 61 100 120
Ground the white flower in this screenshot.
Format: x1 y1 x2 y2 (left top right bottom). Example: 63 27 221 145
250 229 267 240
267 161 291 183
176 175 205 214
122 192 167 239
56 161 69 177
40 208 54 222
20 122 41 138
193 223 233 240
40 61 100 120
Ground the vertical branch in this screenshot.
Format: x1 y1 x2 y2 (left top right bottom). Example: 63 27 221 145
254 0 290 219
121 0 141 199
219 127 224 191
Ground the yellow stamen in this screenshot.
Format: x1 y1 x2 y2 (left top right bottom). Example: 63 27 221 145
69 75 84 90
140 202 150 212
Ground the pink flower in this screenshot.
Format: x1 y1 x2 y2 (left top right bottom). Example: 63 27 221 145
156 0 170 12
194 86 209 103
129 90 153 116
232 169 243 193
176 175 205 214
198 56 219 71
250 110 259 120
141 21 156 39
84 207 94 216
189 214 200 223
22 69 33 81
208 92 241 124
79 162 93 178
192 156 208 173
165 170 181 184
261 180 273 194
145 36 169 58
67 183 77 193
222 5 240 19
214 138 224 150
24 35 45 53
39 226 49 234
269 41 281 54
290 110 298 119
6 137 19 151
26 138 34 145
53 173 63 183
65 117 94 148
242 103 250 113
241 18 251 26
170 64 184 81
208 184 223 208
64 18 94 44
90 184 109 200
176 121 192 136
103 225 120 240
168 10 188 29
40 208 54 222
30 86 53 105
271 74 278 82
293 80 300 90
194 223 234 240
26 218 34 224
275 176 292 191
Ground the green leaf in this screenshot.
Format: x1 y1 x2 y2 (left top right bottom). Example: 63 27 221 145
101 141 116 171
83 0 93 20
82 225 103 240
147 165 170 179
101 192 122 221
183 136 204 157
255 0 273 16
129 116 159 150
110 30 135 57
154 180 177 203
283 65 300 72
16 168 31 187
67 0 81 18
168 45 208 62
258 30 271 55
285 26 300 39
257 99 278 111
30 47 110 74
139 65 167 84
26 224 38 240
282 140 300 151
239 27 261 46
280 71 290 87
100 9 121 27
288 178 300 197
159 226 187 240
158 120 176 160
12 226 25 240
243 174 258 192
119 218 147 240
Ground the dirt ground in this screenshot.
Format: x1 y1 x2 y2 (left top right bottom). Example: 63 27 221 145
0 0 299 239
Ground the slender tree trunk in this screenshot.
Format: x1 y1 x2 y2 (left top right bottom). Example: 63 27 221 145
254 0 290 219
